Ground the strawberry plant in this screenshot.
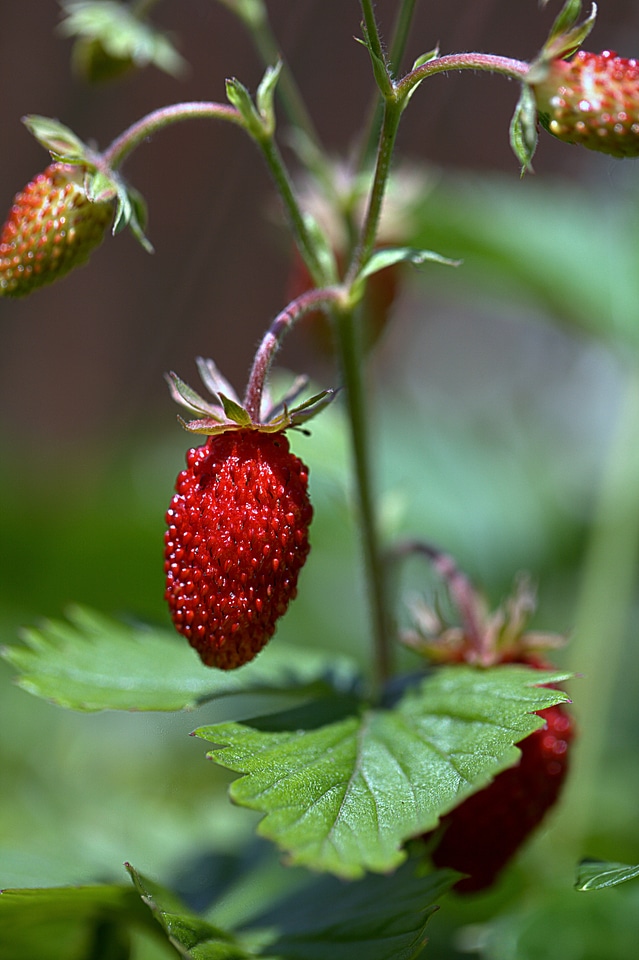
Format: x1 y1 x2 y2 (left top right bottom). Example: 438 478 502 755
1 1 639 957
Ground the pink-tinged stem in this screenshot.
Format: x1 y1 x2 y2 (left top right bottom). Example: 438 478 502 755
102 102 243 169
244 286 344 421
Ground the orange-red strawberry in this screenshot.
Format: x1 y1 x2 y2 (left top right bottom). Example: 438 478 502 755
533 50 639 157
164 429 313 670
0 162 113 297
429 673 574 892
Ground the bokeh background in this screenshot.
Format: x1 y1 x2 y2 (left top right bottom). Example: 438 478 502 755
2 2 639 958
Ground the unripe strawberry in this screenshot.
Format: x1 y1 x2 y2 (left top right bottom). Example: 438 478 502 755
164 429 313 670
533 50 639 157
0 162 113 297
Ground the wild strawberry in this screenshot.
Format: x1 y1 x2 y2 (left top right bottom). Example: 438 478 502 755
0 162 113 297
532 50 639 157
403 553 575 892
429 672 574 892
164 429 313 670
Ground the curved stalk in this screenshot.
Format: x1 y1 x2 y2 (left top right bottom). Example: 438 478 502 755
244 286 344 420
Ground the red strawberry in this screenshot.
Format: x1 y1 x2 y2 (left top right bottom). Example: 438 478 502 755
403 558 575 892
0 162 113 297
532 50 639 157
164 429 313 670
429 677 574 892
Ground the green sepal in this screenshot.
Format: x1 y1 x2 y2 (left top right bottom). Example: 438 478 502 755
256 60 283 136
219 392 253 426
225 77 264 140
165 371 224 417
532 0 597 71
22 114 91 164
510 83 539 175
112 180 153 253
269 389 339 430
58 0 188 80
576 859 639 892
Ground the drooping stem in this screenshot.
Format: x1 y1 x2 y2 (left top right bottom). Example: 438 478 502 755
102 102 244 169
244 286 344 420
396 51 530 97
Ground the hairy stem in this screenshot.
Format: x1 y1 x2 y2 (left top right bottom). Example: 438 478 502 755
244 287 344 421
396 51 530 97
102 102 243 169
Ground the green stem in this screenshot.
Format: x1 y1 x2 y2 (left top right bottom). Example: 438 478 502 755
101 101 243 169
335 304 393 694
347 99 403 283
257 136 327 286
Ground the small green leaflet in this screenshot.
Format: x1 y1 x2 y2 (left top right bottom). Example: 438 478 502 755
359 246 460 282
196 665 571 879
1 606 360 714
576 859 639 892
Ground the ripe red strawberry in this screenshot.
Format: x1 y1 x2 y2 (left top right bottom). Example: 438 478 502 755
404 559 575 892
533 50 639 157
164 429 313 670
0 162 113 297
429 675 574 892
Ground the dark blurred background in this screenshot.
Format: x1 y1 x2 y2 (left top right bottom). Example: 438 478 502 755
1 0 639 448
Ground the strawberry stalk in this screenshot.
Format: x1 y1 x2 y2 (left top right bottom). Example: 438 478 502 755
244 286 344 420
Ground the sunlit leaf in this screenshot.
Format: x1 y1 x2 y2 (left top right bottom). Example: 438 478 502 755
196 666 571 878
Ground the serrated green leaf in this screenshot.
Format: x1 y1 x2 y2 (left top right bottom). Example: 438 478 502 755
576 859 639 891
127 865 251 959
1 606 360 713
0 882 153 960
22 114 90 163
253 858 458 960
196 666 571 879
359 246 460 282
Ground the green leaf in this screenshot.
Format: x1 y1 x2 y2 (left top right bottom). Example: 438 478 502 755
510 84 538 175
1 606 360 713
253 858 458 960
218 393 252 427
576 859 639 891
196 665 571 879
0 882 154 960
359 246 460 282
127 865 252 959
22 114 90 164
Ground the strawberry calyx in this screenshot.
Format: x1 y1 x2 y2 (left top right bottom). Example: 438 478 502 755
167 356 337 436
399 544 565 667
